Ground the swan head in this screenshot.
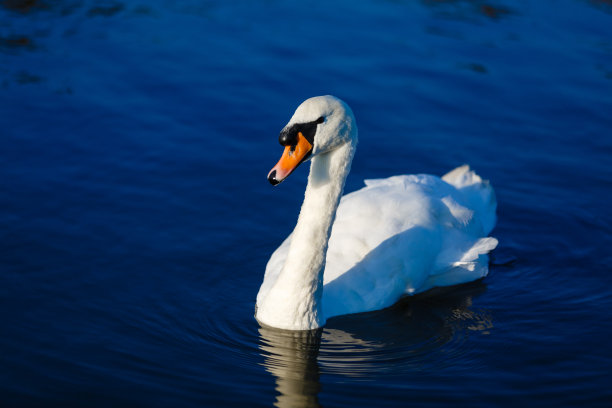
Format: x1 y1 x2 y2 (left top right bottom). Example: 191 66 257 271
268 95 357 185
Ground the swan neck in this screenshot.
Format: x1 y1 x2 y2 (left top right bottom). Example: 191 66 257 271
259 141 355 330
294 142 355 269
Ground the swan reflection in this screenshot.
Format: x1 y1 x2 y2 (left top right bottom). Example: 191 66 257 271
258 326 323 408
258 282 492 408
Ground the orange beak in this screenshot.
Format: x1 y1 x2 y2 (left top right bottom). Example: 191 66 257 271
267 132 313 185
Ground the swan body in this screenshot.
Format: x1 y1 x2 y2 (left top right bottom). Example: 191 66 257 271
256 96 497 330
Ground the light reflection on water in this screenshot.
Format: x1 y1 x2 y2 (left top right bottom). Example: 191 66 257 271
259 283 492 407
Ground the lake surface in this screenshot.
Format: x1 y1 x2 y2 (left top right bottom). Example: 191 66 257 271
1 0 611 406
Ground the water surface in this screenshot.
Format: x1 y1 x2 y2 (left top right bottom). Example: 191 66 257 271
1 0 611 406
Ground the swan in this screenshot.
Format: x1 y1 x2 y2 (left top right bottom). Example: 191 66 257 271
256 95 498 330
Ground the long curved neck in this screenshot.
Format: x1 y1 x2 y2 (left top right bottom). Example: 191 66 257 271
259 141 355 330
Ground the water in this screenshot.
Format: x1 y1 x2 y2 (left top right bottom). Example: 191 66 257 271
1 0 611 406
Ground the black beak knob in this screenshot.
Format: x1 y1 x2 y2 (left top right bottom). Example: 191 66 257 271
279 128 297 146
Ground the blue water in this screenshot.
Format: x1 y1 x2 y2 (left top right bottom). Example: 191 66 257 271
2 0 612 406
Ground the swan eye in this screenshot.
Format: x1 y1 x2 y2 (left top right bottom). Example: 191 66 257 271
316 116 324 124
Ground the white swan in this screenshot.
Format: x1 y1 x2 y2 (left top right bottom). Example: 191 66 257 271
256 96 498 330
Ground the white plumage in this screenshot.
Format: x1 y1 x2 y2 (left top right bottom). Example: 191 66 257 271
256 96 497 330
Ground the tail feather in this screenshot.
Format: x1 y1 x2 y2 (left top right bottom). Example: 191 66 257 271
443 165 497 235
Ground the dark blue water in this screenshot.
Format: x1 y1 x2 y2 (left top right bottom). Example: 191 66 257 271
2 0 612 406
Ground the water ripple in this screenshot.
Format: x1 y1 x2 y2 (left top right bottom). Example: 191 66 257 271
251 283 493 406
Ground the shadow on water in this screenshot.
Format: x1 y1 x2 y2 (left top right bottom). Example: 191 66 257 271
258 281 491 408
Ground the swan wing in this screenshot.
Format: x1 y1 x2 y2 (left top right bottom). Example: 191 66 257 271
322 166 497 318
